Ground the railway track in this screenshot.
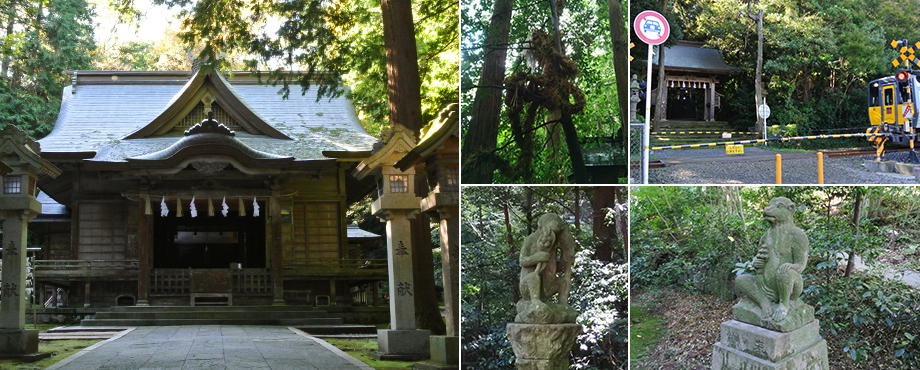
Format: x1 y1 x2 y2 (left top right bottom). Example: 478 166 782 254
631 148 913 169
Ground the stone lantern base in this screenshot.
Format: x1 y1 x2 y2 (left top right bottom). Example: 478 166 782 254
0 329 50 362
507 323 581 370
712 320 828 370
373 329 431 361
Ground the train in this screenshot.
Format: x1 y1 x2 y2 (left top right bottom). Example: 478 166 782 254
866 70 920 160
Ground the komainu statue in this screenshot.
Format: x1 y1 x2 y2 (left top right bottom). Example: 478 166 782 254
733 197 813 332
515 213 578 324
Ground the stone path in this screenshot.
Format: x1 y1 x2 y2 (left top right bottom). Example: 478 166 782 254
46 325 372 370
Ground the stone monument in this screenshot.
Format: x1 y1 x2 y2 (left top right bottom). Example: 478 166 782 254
507 213 581 370
712 197 828 370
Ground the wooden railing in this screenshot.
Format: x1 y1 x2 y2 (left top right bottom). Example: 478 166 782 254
284 259 387 274
33 260 138 278
231 269 272 295
150 269 190 294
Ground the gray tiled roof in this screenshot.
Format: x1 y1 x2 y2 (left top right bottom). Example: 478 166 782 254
38 73 377 162
653 44 736 74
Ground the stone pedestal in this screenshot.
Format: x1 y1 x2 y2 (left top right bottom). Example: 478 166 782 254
507 323 582 370
732 299 815 333
712 320 828 370
375 329 431 361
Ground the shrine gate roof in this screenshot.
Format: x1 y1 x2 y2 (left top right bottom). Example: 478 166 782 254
653 41 737 74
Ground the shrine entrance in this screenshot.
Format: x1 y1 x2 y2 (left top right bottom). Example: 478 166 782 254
152 199 266 269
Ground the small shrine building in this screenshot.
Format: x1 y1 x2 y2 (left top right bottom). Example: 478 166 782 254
653 40 736 122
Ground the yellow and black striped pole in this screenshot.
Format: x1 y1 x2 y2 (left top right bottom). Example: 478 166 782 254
650 132 888 151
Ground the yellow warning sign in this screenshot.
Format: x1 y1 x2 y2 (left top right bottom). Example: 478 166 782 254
726 145 744 155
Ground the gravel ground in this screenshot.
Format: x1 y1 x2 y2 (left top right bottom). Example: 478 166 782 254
645 147 918 184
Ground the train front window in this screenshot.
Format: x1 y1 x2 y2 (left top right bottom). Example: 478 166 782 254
869 85 880 106
884 87 894 106
901 85 912 103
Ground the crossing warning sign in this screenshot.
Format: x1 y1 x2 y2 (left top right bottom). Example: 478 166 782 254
903 105 913 120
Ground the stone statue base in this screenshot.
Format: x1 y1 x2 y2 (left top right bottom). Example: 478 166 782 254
712 320 828 370
507 323 581 370
515 300 578 324
732 298 814 333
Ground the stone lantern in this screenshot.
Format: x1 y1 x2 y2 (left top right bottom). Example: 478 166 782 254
353 124 430 360
0 125 60 360
395 104 459 368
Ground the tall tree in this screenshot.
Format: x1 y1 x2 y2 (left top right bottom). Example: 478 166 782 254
144 0 455 335
461 0 513 183
0 0 95 137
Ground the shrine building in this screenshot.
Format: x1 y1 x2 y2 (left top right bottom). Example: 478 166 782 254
29 70 396 310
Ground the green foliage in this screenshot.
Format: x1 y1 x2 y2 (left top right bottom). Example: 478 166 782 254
632 186 920 368
461 0 621 183
0 0 95 137
148 0 457 138
805 272 920 368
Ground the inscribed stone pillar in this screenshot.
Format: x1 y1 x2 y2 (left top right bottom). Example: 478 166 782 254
381 209 417 330
0 212 30 330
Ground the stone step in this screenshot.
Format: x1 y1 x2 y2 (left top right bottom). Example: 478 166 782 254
80 317 344 326
297 325 378 335
93 310 332 320
46 326 127 333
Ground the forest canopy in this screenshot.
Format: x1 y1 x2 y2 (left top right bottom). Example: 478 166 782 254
461 0 626 183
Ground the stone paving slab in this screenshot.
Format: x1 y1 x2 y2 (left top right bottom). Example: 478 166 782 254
45 326 371 370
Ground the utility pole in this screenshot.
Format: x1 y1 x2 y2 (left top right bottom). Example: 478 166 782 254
749 5 765 134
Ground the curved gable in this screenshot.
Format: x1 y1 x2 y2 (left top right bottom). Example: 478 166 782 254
123 72 292 140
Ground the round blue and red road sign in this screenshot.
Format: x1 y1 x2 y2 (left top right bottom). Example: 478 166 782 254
634 10 670 45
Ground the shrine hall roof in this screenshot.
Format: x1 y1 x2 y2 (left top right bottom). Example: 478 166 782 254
38 71 377 162
653 41 737 74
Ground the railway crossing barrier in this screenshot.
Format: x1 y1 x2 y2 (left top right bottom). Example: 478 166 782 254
649 132 887 151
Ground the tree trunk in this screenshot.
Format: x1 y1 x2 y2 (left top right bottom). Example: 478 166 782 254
592 187 617 262
845 190 863 278
574 187 580 233
753 8 764 133
560 112 590 182
609 0 629 145
461 0 513 183
1 14 13 78
380 0 444 334
653 0 668 131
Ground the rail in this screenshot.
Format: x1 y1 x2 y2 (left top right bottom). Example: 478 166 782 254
231 268 272 294
284 259 387 276
33 260 139 278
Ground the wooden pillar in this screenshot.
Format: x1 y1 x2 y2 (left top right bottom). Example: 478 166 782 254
329 279 337 306
136 202 150 306
661 76 669 122
83 281 90 308
704 82 712 121
373 281 380 307
709 80 717 122
270 196 284 305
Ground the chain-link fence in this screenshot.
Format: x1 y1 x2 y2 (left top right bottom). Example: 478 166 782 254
630 123 645 183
